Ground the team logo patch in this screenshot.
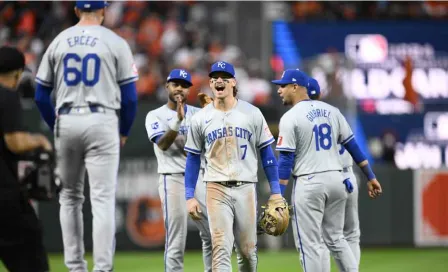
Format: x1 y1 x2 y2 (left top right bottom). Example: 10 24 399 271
217 61 226 69
179 69 188 78
151 122 159 129
132 63 138 75
264 126 273 138
277 136 283 146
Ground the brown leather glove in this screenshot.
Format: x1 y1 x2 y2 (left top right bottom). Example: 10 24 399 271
198 93 213 108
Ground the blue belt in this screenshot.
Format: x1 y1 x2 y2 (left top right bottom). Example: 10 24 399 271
58 105 116 115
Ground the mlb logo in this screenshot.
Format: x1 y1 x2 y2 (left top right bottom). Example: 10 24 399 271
345 34 388 63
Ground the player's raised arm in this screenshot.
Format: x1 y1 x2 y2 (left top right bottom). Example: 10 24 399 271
337 111 382 199
254 109 282 197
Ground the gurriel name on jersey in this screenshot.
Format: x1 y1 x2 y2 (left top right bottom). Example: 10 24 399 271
206 126 252 145
67 35 98 48
306 108 332 122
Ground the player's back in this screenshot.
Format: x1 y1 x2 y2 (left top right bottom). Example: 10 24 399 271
282 100 350 176
37 25 137 110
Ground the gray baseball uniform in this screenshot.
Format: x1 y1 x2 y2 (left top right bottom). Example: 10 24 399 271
185 100 274 272
321 145 361 272
276 100 358 272
145 104 212 272
36 25 138 272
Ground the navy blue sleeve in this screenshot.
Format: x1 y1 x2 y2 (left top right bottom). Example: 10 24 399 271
34 83 56 131
185 152 201 200
260 145 281 194
343 137 367 164
343 137 376 180
119 81 138 136
278 151 295 180
153 135 162 144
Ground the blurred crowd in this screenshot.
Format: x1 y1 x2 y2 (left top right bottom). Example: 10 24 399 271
1 1 447 107
0 1 272 106
291 1 448 21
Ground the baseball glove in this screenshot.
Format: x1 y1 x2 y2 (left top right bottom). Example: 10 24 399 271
258 197 291 236
198 92 213 108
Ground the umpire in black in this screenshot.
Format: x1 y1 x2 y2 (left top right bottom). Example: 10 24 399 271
0 46 52 271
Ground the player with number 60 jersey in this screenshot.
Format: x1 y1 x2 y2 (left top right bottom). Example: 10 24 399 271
34 1 138 271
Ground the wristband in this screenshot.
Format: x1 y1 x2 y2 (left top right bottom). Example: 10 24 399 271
280 184 286 195
361 164 376 181
169 118 182 131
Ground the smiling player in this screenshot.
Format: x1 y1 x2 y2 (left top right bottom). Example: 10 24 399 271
145 69 212 272
184 61 284 271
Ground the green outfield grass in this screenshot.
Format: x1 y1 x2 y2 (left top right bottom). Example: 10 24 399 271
2 248 448 271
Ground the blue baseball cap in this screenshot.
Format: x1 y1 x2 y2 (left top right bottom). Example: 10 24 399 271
209 61 235 78
76 1 109 11
307 77 321 99
166 69 193 86
271 69 309 87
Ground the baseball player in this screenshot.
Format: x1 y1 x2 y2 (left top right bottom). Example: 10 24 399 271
273 69 382 272
145 69 212 272
34 1 138 271
184 61 283 271
307 77 362 270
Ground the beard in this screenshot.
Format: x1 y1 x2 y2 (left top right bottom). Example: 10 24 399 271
169 93 186 103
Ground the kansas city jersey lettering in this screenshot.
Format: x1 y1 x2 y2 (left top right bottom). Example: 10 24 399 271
185 100 274 182
206 126 252 146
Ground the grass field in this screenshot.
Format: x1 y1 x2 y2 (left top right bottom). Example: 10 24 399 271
2 248 447 271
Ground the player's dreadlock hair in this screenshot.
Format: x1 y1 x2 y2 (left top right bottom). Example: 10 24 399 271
233 86 238 97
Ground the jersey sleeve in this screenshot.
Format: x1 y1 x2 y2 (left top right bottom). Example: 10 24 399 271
276 115 296 152
35 42 55 87
184 115 203 155
254 109 275 149
337 110 354 145
145 112 166 143
116 39 139 86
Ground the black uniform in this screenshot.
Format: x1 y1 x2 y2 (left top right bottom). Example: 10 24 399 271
0 48 49 272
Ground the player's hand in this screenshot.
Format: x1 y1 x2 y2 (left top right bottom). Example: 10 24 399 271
267 193 288 217
367 179 382 199
186 198 202 220
198 92 213 108
269 193 283 201
176 95 185 121
120 136 128 147
36 134 53 152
